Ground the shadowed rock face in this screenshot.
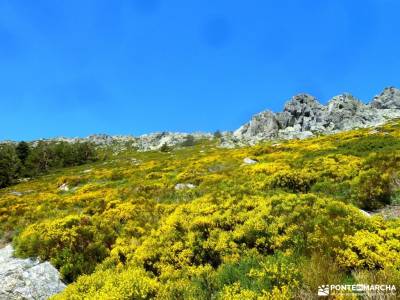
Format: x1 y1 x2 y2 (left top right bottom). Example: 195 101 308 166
278 94 326 131
0 245 65 300
326 94 375 130
231 87 400 143
234 111 279 140
370 87 400 109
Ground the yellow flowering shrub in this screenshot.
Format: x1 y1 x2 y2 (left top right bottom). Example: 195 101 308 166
337 219 400 269
0 120 398 298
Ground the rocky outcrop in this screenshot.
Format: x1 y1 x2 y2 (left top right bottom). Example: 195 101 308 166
233 87 400 144
135 132 213 151
325 94 379 130
278 94 326 131
34 132 213 151
234 111 279 142
370 87 400 109
4 87 400 149
0 245 65 300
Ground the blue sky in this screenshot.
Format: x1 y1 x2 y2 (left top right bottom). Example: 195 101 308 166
1 0 400 140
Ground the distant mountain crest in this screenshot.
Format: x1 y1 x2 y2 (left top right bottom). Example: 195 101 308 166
2 87 400 150
231 87 400 145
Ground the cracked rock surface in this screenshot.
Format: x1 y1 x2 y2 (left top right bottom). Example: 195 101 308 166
230 87 400 145
0 245 65 300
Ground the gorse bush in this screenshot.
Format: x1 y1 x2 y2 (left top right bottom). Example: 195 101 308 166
352 168 392 210
14 214 115 282
337 134 400 156
268 169 317 193
1 120 400 298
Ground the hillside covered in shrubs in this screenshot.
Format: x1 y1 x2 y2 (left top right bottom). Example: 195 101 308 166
1 120 400 299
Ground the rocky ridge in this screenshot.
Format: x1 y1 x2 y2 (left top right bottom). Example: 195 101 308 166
28 132 213 152
2 87 400 149
224 86 400 147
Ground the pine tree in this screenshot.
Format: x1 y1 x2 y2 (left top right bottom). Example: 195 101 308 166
181 135 195 147
16 141 30 164
160 143 170 152
213 130 222 138
0 144 21 188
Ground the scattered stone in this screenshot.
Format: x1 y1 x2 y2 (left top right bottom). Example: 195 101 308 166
130 158 142 165
9 191 23 197
0 245 66 300
359 209 371 217
243 157 258 165
17 178 31 183
58 183 69 192
175 183 196 190
369 129 379 134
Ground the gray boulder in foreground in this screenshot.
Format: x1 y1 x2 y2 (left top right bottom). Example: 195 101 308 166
175 183 196 190
0 245 65 300
243 157 258 165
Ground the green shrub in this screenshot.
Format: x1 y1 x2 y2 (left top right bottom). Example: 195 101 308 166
337 135 400 156
268 169 317 193
351 169 392 210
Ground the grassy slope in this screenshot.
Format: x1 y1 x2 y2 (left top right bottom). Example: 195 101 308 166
1 121 400 299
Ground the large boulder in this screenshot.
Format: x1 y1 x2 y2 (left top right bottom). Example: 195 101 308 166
234 110 279 140
243 157 258 165
278 94 327 131
0 245 66 299
175 183 196 190
326 94 379 130
370 87 400 109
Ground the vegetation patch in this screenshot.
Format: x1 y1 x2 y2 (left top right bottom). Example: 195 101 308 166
1 121 400 298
